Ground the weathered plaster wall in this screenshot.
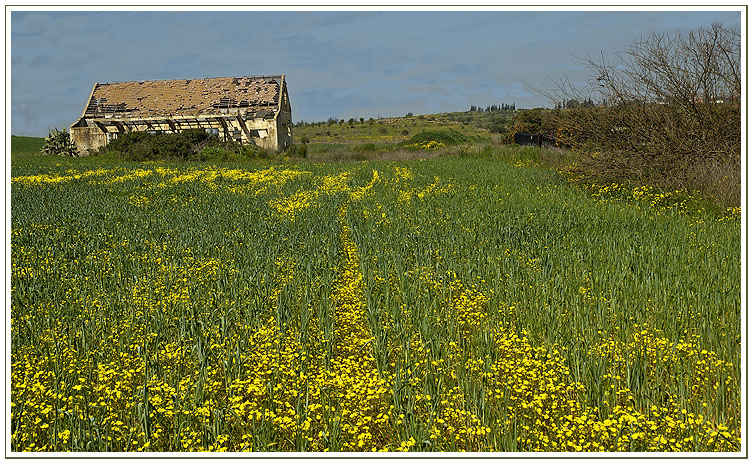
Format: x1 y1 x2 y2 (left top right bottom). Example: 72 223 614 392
70 126 106 153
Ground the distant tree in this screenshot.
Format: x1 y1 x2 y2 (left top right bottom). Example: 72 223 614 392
367 117 375 125
565 98 579 109
406 112 413 117
360 117 365 124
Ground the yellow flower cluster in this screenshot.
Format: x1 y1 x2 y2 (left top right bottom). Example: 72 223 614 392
128 194 149 207
394 166 413 181
12 168 117 185
225 199 393 451
572 180 726 218
415 176 454 200
513 159 538 168
13 165 310 197
718 207 741 222
270 171 351 220
408 141 445 151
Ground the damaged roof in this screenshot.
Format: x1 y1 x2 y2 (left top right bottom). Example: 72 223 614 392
83 75 284 118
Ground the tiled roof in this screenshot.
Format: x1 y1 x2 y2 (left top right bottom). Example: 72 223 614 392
83 75 283 118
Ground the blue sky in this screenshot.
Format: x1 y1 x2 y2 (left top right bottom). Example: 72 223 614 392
10 9 742 136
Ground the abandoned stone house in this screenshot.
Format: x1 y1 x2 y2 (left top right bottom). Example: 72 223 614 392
70 75 292 153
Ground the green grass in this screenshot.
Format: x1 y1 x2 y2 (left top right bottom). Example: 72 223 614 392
10 149 741 452
11 135 45 157
401 129 481 146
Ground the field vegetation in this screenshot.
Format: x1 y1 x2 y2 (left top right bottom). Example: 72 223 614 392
11 139 740 452
11 135 45 158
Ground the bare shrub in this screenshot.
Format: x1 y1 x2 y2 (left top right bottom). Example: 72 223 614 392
684 158 741 207
548 23 741 206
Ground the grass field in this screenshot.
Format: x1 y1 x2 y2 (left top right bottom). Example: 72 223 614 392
10 142 741 452
10 135 45 157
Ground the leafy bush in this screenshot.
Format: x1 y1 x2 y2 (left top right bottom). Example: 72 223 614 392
402 130 473 147
102 129 274 161
41 128 78 157
284 144 307 158
242 144 272 159
180 128 216 150
104 132 192 161
198 146 237 162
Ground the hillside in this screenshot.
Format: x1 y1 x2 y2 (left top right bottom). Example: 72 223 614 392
11 135 44 157
292 110 514 145
10 111 509 159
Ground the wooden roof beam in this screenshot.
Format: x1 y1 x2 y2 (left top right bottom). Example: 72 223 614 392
87 114 242 124
236 112 252 142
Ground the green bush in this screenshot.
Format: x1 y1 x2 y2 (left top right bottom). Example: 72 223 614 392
101 130 275 161
104 132 167 161
242 144 272 159
41 128 79 157
198 146 237 162
402 130 473 147
180 128 213 146
284 144 307 158
127 140 159 161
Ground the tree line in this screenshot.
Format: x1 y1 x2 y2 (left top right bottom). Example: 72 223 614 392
468 103 516 112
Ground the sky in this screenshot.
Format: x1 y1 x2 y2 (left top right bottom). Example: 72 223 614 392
10 8 742 137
